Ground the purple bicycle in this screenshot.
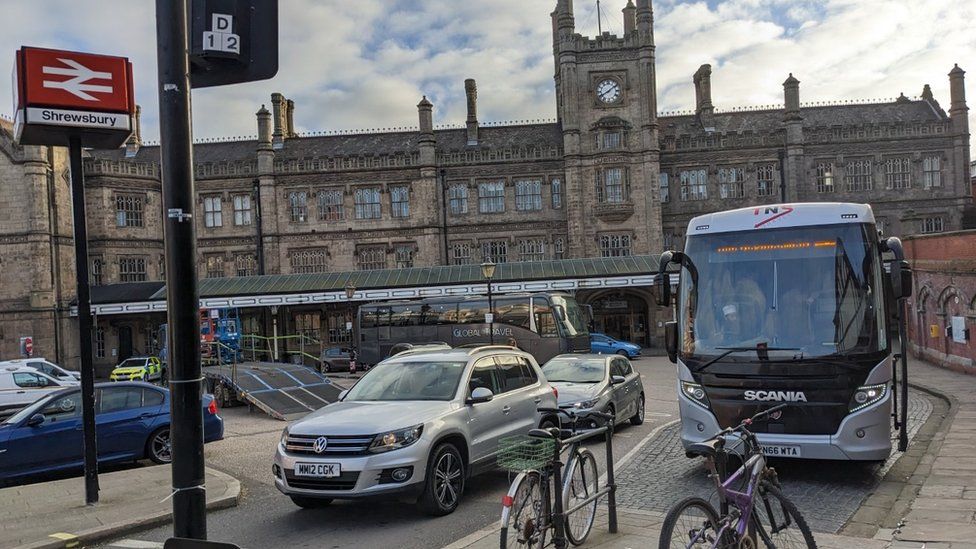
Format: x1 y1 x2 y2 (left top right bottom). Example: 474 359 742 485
658 404 817 549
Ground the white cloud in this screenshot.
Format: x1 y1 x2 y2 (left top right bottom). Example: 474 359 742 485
0 0 971 157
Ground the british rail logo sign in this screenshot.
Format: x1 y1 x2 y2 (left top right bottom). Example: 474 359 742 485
13 46 135 148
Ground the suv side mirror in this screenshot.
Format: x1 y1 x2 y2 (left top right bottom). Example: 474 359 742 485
610 375 626 385
467 387 494 404
26 413 45 427
664 321 678 364
338 389 348 401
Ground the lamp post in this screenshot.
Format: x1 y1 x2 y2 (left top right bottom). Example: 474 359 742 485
481 260 496 344
344 284 357 373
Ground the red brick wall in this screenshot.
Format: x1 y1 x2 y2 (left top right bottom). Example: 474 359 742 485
903 231 976 373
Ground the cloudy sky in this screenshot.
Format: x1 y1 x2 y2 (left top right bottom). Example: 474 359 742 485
2 0 973 153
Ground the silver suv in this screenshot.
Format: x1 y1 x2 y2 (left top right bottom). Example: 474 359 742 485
273 345 558 515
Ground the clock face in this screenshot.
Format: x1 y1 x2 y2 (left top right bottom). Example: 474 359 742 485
596 79 622 104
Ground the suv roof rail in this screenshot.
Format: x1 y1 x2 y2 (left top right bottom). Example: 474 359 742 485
465 345 518 355
391 345 453 358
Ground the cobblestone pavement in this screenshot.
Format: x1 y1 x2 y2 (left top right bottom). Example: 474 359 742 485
615 393 934 534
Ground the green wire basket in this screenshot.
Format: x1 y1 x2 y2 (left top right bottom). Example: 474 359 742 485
497 435 556 472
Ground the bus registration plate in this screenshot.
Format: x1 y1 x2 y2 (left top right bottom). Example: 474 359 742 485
295 462 341 478
761 445 801 457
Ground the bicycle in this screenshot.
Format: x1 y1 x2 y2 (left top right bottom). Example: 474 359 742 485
498 407 617 549
658 404 817 549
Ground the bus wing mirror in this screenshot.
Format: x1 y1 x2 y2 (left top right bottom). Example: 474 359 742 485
664 321 678 364
890 259 912 299
656 251 674 307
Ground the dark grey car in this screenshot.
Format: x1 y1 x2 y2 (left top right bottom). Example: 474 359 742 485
319 347 352 373
541 354 645 427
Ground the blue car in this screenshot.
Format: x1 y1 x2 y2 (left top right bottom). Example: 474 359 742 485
590 332 642 358
0 382 223 484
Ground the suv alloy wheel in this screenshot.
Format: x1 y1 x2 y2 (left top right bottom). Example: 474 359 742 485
418 442 464 516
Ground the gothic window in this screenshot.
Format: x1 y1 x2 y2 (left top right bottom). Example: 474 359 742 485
317 189 345 221
289 249 328 274
394 244 415 268
679 169 707 201
599 234 632 257
119 256 147 282
719 167 745 199
158 256 165 280
478 181 505 213
91 257 103 286
845 159 873 192
884 157 912 189
553 237 565 260
95 327 106 359
354 187 382 219
517 239 546 262
756 164 776 197
515 179 543 211
664 231 675 250
233 194 252 226
659 172 670 203
815 162 835 193
115 194 144 227
597 167 629 203
235 253 257 277
390 185 410 218
923 156 942 189
203 195 222 228
204 255 224 279
449 184 469 215
294 313 321 341
921 216 944 234
481 240 508 263
326 312 352 345
357 245 387 270
289 191 308 223
597 131 623 150
451 241 472 265
551 178 563 209
875 217 887 236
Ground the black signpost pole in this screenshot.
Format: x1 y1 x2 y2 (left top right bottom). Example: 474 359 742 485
68 135 99 505
156 0 207 539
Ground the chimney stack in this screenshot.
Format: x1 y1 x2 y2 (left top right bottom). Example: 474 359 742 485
693 64 714 116
783 73 801 120
465 79 479 146
271 92 285 149
949 64 968 114
124 105 142 157
623 0 636 35
256 104 272 149
286 99 296 138
418 96 434 141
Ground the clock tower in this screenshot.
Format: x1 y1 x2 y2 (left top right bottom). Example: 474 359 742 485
552 0 663 258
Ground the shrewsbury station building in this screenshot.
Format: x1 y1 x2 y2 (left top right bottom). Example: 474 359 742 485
0 0 971 373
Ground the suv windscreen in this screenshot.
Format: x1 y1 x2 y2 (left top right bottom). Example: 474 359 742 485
116 358 146 369
542 358 606 383
345 360 466 401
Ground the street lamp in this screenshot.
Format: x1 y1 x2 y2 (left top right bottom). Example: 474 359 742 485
481 260 496 344
344 284 356 300
344 284 358 373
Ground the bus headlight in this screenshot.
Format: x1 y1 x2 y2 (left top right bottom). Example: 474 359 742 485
850 383 887 412
681 381 710 410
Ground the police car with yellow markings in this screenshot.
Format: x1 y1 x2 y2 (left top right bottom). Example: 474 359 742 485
109 356 163 383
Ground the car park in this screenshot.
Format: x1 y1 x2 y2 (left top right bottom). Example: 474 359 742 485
273 345 558 515
0 381 223 484
109 356 163 383
542 353 645 428
0 359 81 384
589 332 642 358
0 366 72 420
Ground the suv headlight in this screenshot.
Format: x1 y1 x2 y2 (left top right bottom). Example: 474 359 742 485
280 427 289 447
573 398 600 409
369 424 424 454
850 383 887 412
681 381 710 410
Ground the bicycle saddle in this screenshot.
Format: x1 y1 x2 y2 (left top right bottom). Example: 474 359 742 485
685 437 725 458
528 427 561 439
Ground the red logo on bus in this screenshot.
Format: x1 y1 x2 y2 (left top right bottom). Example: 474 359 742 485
753 206 794 228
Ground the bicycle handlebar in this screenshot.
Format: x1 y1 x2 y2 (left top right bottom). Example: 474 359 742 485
538 407 614 421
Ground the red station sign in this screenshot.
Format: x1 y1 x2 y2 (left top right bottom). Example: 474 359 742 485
13 46 135 148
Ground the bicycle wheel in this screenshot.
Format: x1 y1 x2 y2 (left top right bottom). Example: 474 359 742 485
658 497 724 549
500 471 547 549
750 481 817 549
563 448 599 546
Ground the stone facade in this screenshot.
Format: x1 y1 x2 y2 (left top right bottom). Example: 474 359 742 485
0 0 971 369
904 230 976 372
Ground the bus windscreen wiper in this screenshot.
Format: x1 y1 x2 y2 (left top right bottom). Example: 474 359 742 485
694 344 801 372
